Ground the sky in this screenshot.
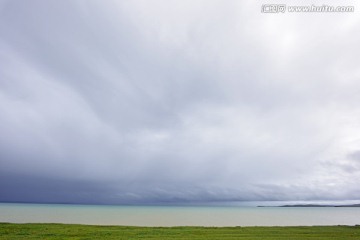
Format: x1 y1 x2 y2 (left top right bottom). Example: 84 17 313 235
1 0 360 205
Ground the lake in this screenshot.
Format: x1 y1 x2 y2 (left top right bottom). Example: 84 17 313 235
1 202 360 226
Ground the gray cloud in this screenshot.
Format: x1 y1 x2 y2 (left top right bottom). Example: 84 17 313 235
1 0 360 204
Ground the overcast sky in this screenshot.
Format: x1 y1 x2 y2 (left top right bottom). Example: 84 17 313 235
1 0 360 205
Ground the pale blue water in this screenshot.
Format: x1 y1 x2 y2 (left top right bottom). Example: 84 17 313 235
1 202 360 226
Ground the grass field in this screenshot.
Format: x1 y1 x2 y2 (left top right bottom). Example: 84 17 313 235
1 223 360 239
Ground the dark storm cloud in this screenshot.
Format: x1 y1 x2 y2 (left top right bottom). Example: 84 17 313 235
1 0 360 204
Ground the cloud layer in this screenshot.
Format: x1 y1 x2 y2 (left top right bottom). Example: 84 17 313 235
1 0 360 204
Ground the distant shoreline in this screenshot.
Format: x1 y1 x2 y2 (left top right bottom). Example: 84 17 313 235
258 204 360 207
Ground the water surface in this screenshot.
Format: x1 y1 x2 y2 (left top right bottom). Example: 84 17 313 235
1 203 360 226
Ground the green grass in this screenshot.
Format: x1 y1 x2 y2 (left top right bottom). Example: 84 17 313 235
1 223 360 239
